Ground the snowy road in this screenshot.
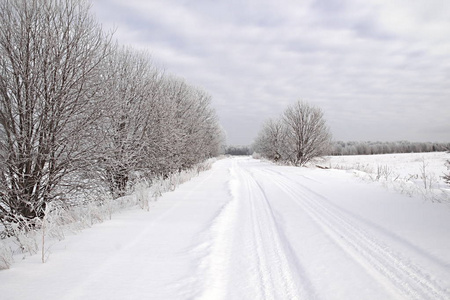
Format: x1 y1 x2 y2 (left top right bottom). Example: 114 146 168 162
1 157 450 299
198 158 450 300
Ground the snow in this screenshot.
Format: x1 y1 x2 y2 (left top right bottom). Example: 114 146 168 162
323 152 450 203
1 155 450 299
326 152 449 189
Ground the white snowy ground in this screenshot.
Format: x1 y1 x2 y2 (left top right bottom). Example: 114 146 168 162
1 156 450 300
325 152 450 203
326 152 449 189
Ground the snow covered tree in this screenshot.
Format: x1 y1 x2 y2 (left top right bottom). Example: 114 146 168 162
281 101 332 166
0 0 111 221
254 100 332 166
172 82 221 169
253 119 285 162
95 47 162 197
93 59 223 197
145 76 223 176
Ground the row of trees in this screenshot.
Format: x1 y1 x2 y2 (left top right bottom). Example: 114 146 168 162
253 100 332 166
0 0 224 223
330 141 450 156
225 146 252 156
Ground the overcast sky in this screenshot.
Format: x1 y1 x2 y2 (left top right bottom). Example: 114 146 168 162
92 0 450 145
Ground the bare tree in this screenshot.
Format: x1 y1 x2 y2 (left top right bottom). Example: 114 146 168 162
0 0 111 221
254 100 332 166
144 76 223 177
94 58 224 197
253 119 285 162
282 101 332 166
174 84 221 168
95 46 162 197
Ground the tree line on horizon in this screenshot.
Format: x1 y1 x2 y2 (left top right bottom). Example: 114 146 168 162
329 141 450 156
228 141 450 157
0 0 224 224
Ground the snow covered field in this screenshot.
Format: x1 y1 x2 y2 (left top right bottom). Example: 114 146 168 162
325 152 450 202
327 152 448 185
1 155 450 299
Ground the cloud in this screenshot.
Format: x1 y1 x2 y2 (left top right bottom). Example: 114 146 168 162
92 0 450 144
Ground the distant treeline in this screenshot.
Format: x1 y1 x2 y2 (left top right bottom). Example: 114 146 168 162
329 141 450 156
226 146 252 156
228 141 450 157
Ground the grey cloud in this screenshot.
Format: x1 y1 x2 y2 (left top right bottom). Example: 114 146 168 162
92 0 450 145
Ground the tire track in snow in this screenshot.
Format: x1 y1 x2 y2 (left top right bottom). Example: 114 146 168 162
255 167 450 300
194 165 240 300
234 160 309 300
196 159 310 300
